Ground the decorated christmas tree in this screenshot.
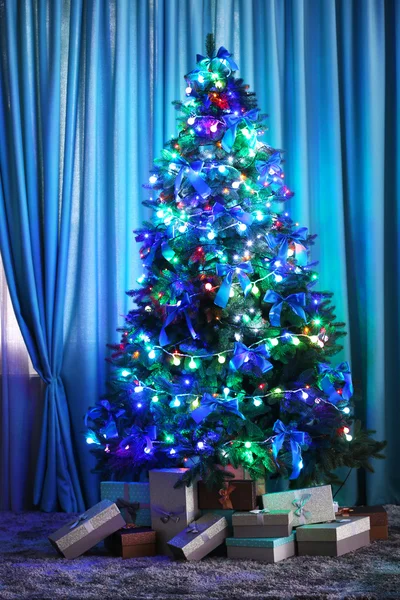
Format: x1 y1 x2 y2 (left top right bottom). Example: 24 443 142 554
85 35 385 489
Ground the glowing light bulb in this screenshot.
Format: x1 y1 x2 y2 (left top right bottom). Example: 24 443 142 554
187 117 195 125
270 338 279 347
137 402 142 408
314 318 321 326
169 448 176 455
207 230 216 240
223 387 230 396
156 209 164 218
275 388 282 394
238 223 247 232
198 75 204 83
205 283 213 292
234 333 241 341
144 447 151 454
197 441 205 450
125 445 130 450
310 336 318 344
343 407 351 414
345 434 353 441
192 398 199 408
343 426 350 434
215 80 223 88
173 356 181 366
134 386 143 393
298 460 304 470
275 274 283 283
152 395 159 403
218 165 226 174
301 392 309 400
255 211 263 221
218 355 226 364
171 397 181 408
244 441 252 449
252 284 260 295
253 398 262 407
189 358 197 369
292 337 300 346
149 175 157 184
121 370 130 377
148 349 156 359
232 181 240 189
210 123 218 132
86 436 95 445
178 225 187 233
185 86 192 94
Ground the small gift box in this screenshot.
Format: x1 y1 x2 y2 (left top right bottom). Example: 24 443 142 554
167 513 229 560
149 468 200 556
336 506 388 540
297 517 370 556
233 509 293 538
198 480 257 511
226 533 296 563
48 499 126 559
105 526 156 559
100 481 151 526
262 485 335 527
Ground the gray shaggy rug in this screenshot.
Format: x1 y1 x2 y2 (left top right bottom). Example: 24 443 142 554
0 506 399 600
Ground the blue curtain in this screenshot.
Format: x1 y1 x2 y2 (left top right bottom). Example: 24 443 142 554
0 0 398 511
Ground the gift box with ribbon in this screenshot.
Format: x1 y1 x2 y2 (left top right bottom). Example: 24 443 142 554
296 516 370 556
48 499 126 559
149 468 200 556
262 484 335 527
226 532 296 563
198 480 257 511
105 526 156 559
335 505 388 540
167 513 229 560
100 481 151 526
233 509 293 538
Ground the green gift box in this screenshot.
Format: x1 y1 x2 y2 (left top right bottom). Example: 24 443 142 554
226 533 296 563
100 481 151 527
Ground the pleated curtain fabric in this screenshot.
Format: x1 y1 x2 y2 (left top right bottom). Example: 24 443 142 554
0 0 399 510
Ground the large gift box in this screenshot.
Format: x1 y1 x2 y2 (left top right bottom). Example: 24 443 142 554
100 481 151 526
233 509 293 538
149 468 200 556
262 485 335 527
337 505 388 540
226 533 296 563
198 480 257 511
105 526 156 558
48 499 126 559
296 517 370 556
167 513 229 560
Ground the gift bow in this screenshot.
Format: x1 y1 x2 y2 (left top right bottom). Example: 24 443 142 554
116 498 141 523
159 293 198 346
214 262 253 308
272 419 308 480
196 46 239 73
230 341 273 374
266 228 308 266
138 231 175 266
250 508 271 524
221 108 259 152
85 399 125 439
152 505 185 524
264 290 307 326
191 393 245 424
256 152 282 186
292 493 312 522
173 157 211 199
212 202 254 226
219 482 236 509
317 362 353 401
69 512 89 530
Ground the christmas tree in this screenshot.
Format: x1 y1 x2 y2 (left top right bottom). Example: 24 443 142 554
86 35 385 489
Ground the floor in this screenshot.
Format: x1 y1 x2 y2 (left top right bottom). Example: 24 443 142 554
0 506 399 599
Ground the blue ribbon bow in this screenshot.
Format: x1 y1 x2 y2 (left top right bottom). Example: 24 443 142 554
191 393 245 424
221 108 259 152
136 231 175 265
230 342 273 374
212 202 254 226
266 227 308 263
317 362 353 401
256 152 282 186
173 157 211 199
264 290 307 326
85 399 125 439
159 293 198 346
272 420 308 480
196 46 239 73
214 262 253 308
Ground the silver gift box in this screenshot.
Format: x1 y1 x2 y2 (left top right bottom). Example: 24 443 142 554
48 499 126 559
262 485 335 527
168 513 229 560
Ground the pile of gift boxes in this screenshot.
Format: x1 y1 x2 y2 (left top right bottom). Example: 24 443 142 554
49 468 388 561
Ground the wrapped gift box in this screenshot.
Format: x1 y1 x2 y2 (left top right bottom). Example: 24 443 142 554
224 465 266 496
201 509 235 533
48 499 125 559
233 509 293 538
262 485 335 527
149 468 200 556
105 526 156 559
336 505 388 540
100 481 151 526
297 517 370 556
168 513 229 560
198 480 257 511
226 533 296 563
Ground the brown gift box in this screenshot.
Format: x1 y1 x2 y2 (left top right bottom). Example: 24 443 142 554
48 499 126 559
198 480 257 511
149 468 200 556
297 516 370 556
336 505 388 540
168 513 229 560
233 509 293 538
105 526 156 558
224 465 266 496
